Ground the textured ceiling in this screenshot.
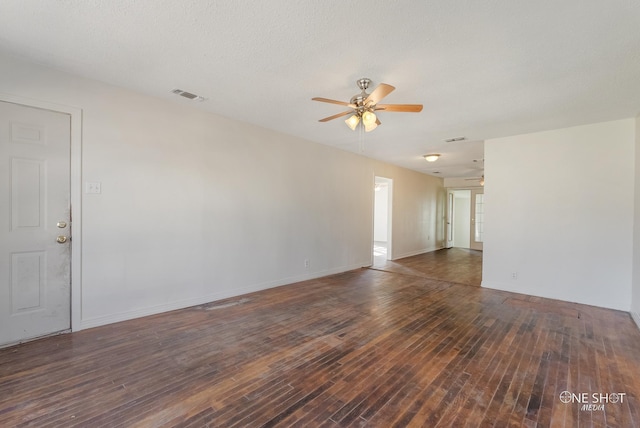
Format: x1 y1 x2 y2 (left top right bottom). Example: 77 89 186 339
1 1 639 178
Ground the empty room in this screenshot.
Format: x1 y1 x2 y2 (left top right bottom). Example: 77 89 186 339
1 2 640 427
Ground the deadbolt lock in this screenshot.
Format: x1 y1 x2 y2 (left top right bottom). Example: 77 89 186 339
57 221 67 228
56 235 68 244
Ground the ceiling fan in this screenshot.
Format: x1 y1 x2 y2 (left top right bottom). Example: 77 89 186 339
464 158 484 185
312 78 423 132
465 176 485 186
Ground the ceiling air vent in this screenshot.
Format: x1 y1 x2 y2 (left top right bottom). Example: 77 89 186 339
444 136 466 143
171 89 207 102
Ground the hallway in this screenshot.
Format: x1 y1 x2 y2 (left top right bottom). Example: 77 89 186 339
371 247 482 287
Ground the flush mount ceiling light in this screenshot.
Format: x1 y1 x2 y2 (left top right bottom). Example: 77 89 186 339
312 78 422 133
423 154 441 162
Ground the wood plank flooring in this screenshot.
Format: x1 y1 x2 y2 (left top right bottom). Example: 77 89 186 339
1 268 639 427
372 247 483 286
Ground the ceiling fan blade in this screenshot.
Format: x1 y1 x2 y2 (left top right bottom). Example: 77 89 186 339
312 97 356 108
318 110 353 122
364 83 395 106
375 104 423 112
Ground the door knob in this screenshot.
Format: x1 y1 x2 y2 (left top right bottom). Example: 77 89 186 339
56 235 68 244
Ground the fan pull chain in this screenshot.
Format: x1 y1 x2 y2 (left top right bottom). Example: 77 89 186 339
359 122 364 152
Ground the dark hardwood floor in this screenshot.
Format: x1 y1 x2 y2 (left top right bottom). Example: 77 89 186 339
1 267 639 426
372 247 483 286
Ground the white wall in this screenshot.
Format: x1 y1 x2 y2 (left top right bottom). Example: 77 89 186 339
483 119 635 311
376 164 446 259
0 52 444 329
632 115 640 327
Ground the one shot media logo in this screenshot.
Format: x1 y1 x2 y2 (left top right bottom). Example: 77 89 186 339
559 391 627 411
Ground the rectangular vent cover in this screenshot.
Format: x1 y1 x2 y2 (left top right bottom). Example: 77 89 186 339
444 136 466 143
171 89 206 102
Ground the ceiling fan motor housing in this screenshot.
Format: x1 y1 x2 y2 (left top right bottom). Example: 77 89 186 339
350 95 367 116
351 78 374 116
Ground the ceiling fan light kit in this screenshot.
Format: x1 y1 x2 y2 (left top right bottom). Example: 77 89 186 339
312 78 423 133
362 110 377 125
345 114 360 130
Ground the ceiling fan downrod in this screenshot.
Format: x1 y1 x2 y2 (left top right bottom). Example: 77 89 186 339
350 78 373 117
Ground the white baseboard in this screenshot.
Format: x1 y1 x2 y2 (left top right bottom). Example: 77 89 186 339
480 280 512 292
79 263 364 330
392 246 443 260
481 280 628 312
631 311 640 331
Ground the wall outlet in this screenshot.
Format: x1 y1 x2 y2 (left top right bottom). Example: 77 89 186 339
511 272 518 280
304 259 310 269
85 182 102 194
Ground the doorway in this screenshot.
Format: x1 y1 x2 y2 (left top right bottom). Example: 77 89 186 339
451 190 471 248
373 176 392 263
0 97 81 346
470 189 484 251
446 188 483 251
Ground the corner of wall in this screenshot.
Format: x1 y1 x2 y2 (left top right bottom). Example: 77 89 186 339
632 311 640 330
633 114 640 329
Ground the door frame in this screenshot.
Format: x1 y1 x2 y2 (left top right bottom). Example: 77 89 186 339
446 190 454 248
372 175 393 263
447 189 472 249
470 188 484 251
445 186 482 250
1 93 83 332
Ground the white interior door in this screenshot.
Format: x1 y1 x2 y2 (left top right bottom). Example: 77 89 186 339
0 101 71 346
446 191 454 248
470 189 484 251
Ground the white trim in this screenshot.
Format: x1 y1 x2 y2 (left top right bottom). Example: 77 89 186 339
481 280 518 292
446 190 454 249
373 175 394 262
392 246 443 261
0 92 83 332
631 311 640 331
470 188 484 251
80 263 364 330
387 178 393 260
369 173 376 267
481 280 627 312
